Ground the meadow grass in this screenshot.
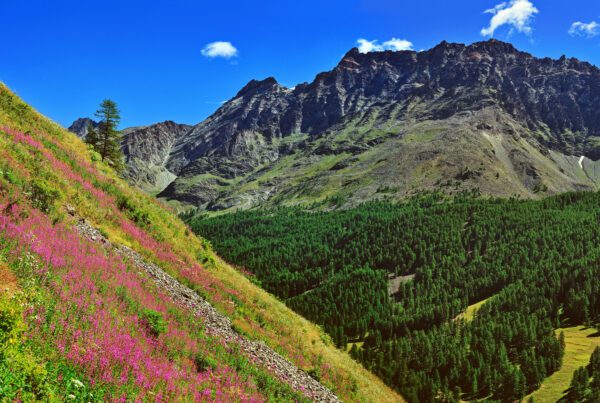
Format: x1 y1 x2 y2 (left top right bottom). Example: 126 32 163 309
526 326 600 402
454 297 491 322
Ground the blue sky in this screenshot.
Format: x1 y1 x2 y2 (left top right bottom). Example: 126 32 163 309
1 0 599 128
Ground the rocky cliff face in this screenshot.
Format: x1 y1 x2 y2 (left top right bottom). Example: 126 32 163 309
171 39 600 156
73 39 600 211
121 121 192 193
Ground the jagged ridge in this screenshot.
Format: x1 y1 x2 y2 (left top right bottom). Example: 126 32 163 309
74 39 600 211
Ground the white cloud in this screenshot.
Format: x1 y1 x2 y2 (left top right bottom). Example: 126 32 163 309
382 38 414 51
356 37 414 53
357 39 381 53
201 41 238 59
569 21 600 38
481 0 539 37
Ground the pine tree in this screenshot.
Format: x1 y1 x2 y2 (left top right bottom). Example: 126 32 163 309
349 343 358 359
590 369 600 400
92 99 124 172
85 121 99 149
568 367 589 401
590 347 600 373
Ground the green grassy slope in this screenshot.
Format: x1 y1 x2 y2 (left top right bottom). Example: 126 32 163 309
0 82 401 402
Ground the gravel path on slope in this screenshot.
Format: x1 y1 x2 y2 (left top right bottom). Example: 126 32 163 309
75 219 340 402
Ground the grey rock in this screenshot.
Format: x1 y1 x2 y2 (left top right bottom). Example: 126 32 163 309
121 121 193 193
68 118 98 139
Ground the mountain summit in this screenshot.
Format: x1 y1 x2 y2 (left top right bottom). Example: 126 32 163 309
73 40 600 211
68 117 98 139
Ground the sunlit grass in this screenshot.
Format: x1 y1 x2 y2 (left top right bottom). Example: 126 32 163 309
526 326 600 402
454 297 492 322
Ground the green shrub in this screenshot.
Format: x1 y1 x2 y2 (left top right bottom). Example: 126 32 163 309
0 349 49 399
193 354 217 372
307 367 321 382
0 306 17 345
98 227 109 239
29 179 60 213
0 293 49 400
0 167 20 185
88 147 102 163
141 309 167 337
117 195 150 227
197 251 216 268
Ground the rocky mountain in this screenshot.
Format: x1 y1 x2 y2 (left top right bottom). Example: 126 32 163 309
68 117 98 139
121 121 193 194
74 39 600 211
68 120 193 194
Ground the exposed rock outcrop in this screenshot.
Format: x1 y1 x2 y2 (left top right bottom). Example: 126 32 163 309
68 117 98 139
121 121 192 193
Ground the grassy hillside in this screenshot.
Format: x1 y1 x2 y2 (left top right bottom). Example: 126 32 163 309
190 192 600 401
0 82 401 402
453 297 491 322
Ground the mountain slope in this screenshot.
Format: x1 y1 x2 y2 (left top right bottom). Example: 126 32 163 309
121 39 600 211
0 82 401 402
121 121 193 194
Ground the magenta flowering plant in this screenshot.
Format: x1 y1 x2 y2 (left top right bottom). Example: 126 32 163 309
0 191 308 401
0 124 340 401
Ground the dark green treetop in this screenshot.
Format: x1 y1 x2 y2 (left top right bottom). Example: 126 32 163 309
86 99 124 173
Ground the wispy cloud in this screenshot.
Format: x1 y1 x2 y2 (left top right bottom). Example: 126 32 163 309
481 0 539 37
569 21 600 38
201 41 238 59
356 38 413 53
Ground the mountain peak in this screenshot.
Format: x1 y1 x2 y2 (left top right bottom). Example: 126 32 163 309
68 117 98 138
342 47 361 58
471 38 519 54
235 77 280 98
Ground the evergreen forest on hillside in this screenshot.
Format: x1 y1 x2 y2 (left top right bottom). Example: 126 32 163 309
188 192 600 401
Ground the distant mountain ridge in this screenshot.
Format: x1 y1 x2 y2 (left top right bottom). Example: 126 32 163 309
121 121 193 194
70 39 600 211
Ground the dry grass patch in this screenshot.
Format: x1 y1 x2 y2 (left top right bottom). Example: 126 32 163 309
0 262 18 295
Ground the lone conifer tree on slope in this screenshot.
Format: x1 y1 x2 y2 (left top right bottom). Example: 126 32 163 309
86 121 99 149
87 99 124 172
